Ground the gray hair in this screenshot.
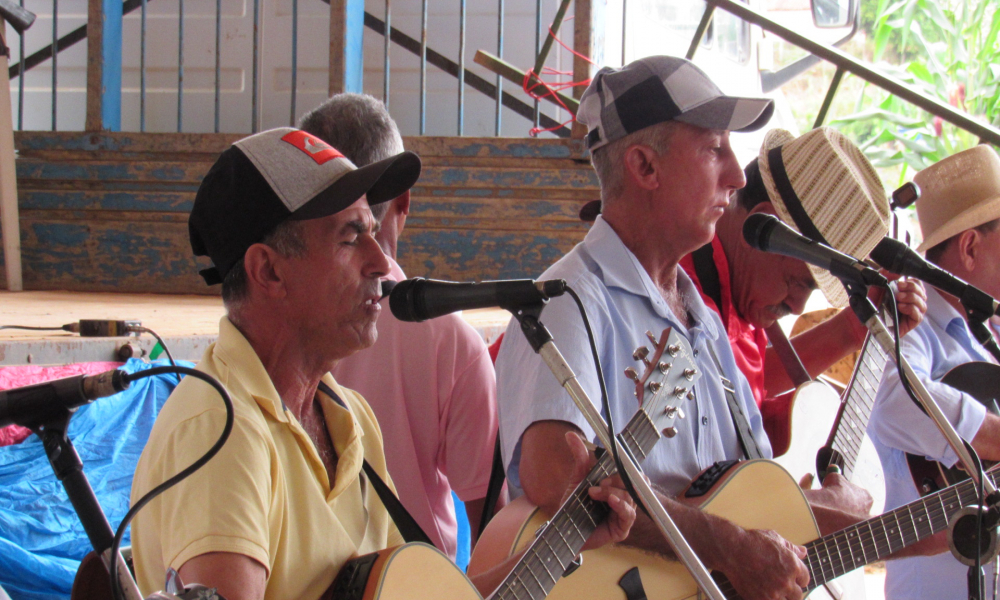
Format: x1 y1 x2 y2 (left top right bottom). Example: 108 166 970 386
590 121 679 207
222 219 309 319
298 93 404 222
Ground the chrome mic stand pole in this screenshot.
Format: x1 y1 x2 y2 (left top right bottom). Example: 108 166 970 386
513 306 727 600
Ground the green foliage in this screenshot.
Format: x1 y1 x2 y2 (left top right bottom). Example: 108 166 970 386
829 0 1000 186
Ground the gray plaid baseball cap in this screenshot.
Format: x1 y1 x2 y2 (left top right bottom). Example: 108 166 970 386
190 127 421 285
577 55 774 151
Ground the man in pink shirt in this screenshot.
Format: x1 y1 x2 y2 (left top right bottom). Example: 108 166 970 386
300 94 501 560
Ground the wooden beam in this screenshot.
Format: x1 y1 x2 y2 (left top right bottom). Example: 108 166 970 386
572 0 593 139
328 0 364 95
0 23 22 290
474 50 579 114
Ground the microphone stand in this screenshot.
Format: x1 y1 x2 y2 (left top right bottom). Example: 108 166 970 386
14 401 142 600
962 303 1000 364
511 304 727 600
847 285 1000 600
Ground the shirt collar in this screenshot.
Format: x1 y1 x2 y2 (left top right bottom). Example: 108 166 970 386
213 316 290 423
582 217 722 342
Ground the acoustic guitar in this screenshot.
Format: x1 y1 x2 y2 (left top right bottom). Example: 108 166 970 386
907 361 1000 496
471 457 996 600
776 331 889 514
332 328 703 600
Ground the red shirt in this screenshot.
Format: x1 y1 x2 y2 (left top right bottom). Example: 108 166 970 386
680 237 793 455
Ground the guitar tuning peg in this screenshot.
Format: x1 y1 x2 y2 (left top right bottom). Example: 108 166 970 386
687 390 695 401
624 366 640 383
683 368 698 381
647 381 662 393
645 330 657 345
673 386 686 398
632 346 650 362
666 344 681 357
663 406 685 420
661 426 678 438
658 361 671 373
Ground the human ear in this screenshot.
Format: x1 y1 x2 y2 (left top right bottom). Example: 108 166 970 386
243 243 287 299
623 145 660 191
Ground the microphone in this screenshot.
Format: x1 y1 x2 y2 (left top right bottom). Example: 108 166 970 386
389 277 567 322
0 369 131 429
869 236 1000 318
380 279 396 300
742 214 887 288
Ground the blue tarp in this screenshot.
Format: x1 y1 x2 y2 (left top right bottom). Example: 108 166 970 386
0 359 192 600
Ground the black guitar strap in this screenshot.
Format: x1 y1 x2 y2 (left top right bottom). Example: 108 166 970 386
478 433 506 536
691 243 764 461
317 381 434 546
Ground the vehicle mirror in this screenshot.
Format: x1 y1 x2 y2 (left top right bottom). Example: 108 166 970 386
811 0 853 28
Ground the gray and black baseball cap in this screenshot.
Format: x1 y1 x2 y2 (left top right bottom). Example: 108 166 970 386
577 55 774 151
189 127 421 285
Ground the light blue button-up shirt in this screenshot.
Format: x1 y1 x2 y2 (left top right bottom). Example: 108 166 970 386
870 287 996 600
495 217 770 498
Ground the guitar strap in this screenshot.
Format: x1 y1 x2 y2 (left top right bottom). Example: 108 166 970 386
765 323 812 387
691 242 764 460
478 433 506 536
317 381 434 546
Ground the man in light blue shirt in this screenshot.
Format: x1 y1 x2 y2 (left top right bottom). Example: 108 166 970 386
496 55 871 600
870 145 1000 599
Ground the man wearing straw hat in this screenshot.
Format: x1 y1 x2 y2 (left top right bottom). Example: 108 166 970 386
682 127 927 454
496 56 874 600
870 145 1000 600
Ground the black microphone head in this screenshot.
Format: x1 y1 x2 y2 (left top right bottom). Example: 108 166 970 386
388 278 426 322
742 213 781 251
868 236 909 273
380 279 396 300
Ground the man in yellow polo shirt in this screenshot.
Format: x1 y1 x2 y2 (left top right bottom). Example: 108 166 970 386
129 127 635 600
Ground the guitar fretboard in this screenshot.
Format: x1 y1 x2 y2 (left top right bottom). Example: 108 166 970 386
490 410 659 600
710 468 999 598
829 334 890 478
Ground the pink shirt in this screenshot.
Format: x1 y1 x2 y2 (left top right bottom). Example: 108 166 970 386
330 259 498 559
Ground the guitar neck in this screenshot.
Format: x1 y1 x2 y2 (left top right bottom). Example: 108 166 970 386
490 410 659 600
804 468 996 591
707 468 998 599
828 334 890 478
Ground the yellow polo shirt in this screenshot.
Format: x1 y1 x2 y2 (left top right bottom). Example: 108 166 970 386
130 318 403 600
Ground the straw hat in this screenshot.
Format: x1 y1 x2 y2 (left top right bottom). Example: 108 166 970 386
758 127 890 308
913 145 1000 252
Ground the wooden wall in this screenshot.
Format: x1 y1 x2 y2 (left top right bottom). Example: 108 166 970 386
7 132 598 293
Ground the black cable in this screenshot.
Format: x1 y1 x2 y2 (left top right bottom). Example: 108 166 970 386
564 286 647 516
109 366 233 600
0 324 72 331
132 326 180 383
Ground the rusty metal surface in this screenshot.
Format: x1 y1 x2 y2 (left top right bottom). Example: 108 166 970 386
8 132 599 292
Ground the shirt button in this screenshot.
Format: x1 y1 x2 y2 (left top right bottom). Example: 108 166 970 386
693 349 699 357
701 416 709 426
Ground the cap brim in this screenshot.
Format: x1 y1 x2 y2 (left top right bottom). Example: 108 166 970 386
580 200 601 222
291 151 422 220
676 96 775 133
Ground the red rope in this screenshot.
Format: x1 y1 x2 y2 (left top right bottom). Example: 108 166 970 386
522 22 595 136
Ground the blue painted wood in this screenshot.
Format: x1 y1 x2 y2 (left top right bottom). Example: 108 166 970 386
101 0 123 131
8 132 598 293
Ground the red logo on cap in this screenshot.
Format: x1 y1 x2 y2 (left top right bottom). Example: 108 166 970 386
281 130 345 165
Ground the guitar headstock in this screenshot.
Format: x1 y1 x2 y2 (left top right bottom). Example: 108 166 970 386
624 328 702 439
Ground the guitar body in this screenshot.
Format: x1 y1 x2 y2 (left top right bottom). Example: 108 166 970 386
330 543 481 600
907 362 1000 495
470 460 849 600
775 379 886 515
